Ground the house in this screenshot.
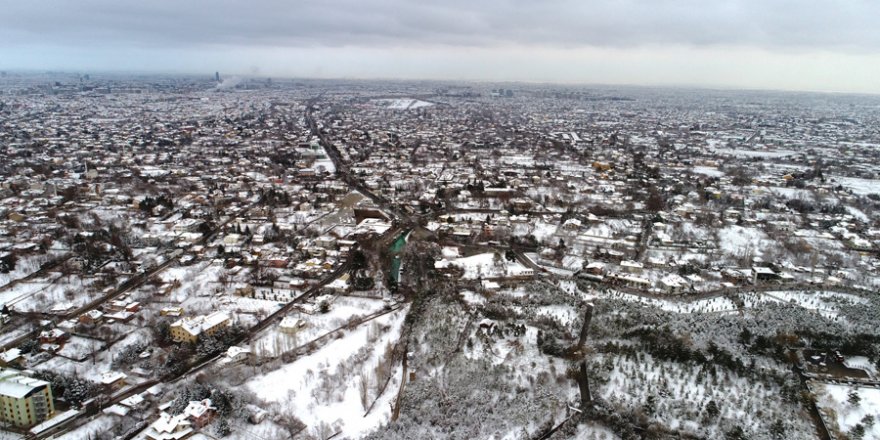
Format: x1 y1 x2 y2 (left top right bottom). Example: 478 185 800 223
183 399 216 428
752 266 778 282
608 273 652 289
659 274 690 294
105 299 140 313
619 260 644 274
160 307 185 317
170 311 232 344
481 280 501 291
172 219 203 234
279 317 306 335
223 234 243 252
224 346 253 364
0 349 24 368
120 393 147 411
79 309 105 326
325 273 351 292
314 235 337 249
583 262 606 276
100 371 127 391
39 328 68 345
145 412 193 440
562 218 582 230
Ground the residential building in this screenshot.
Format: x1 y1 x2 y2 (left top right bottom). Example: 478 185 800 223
170 311 232 344
0 368 55 428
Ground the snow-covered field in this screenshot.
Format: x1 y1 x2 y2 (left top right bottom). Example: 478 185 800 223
844 356 878 378
451 252 521 279
58 414 118 440
250 296 389 358
56 335 106 361
834 176 880 196
717 225 775 259
2 272 106 313
313 144 337 174
371 98 434 110
691 166 725 177
246 306 408 439
0 252 60 288
711 147 798 158
814 382 880 439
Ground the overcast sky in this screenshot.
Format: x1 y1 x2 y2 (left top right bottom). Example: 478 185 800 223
2 0 879 93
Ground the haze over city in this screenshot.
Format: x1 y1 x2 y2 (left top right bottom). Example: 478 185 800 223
2 0 880 93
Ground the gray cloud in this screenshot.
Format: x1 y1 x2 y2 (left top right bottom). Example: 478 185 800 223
2 0 879 51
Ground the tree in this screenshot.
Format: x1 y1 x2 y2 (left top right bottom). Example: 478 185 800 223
318 299 330 314
643 394 656 415
646 189 665 212
725 426 747 440
849 388 861 406
351 249 368 271
769 419 786 439
216 418 231 437
154 320 172 345
705 400 720 419
849 423 866 440
0 252 17 274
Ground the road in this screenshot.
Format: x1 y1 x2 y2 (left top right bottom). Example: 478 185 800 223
305 103 414 224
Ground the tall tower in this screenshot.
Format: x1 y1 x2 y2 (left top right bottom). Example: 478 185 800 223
215 71 221 82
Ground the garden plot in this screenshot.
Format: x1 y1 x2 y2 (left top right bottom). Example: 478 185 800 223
582 219 639 240
32 352 113 384
56 335 106 361
160 261 226 303
451 252 532 280
251 296 390 359
459 290 486 306
833 176 880 196
512 219 558 242
570 422 622 440
690 166 725 177
4 273 106 313
159 261 285 318
246 306 408 439
0 252 62 287
0 324 34 348
59 414 119 440
227 420 294 440
717 225 776 259
814 382 880 439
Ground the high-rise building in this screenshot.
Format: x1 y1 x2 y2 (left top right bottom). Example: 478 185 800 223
0 369 55 428
215 71 221 82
